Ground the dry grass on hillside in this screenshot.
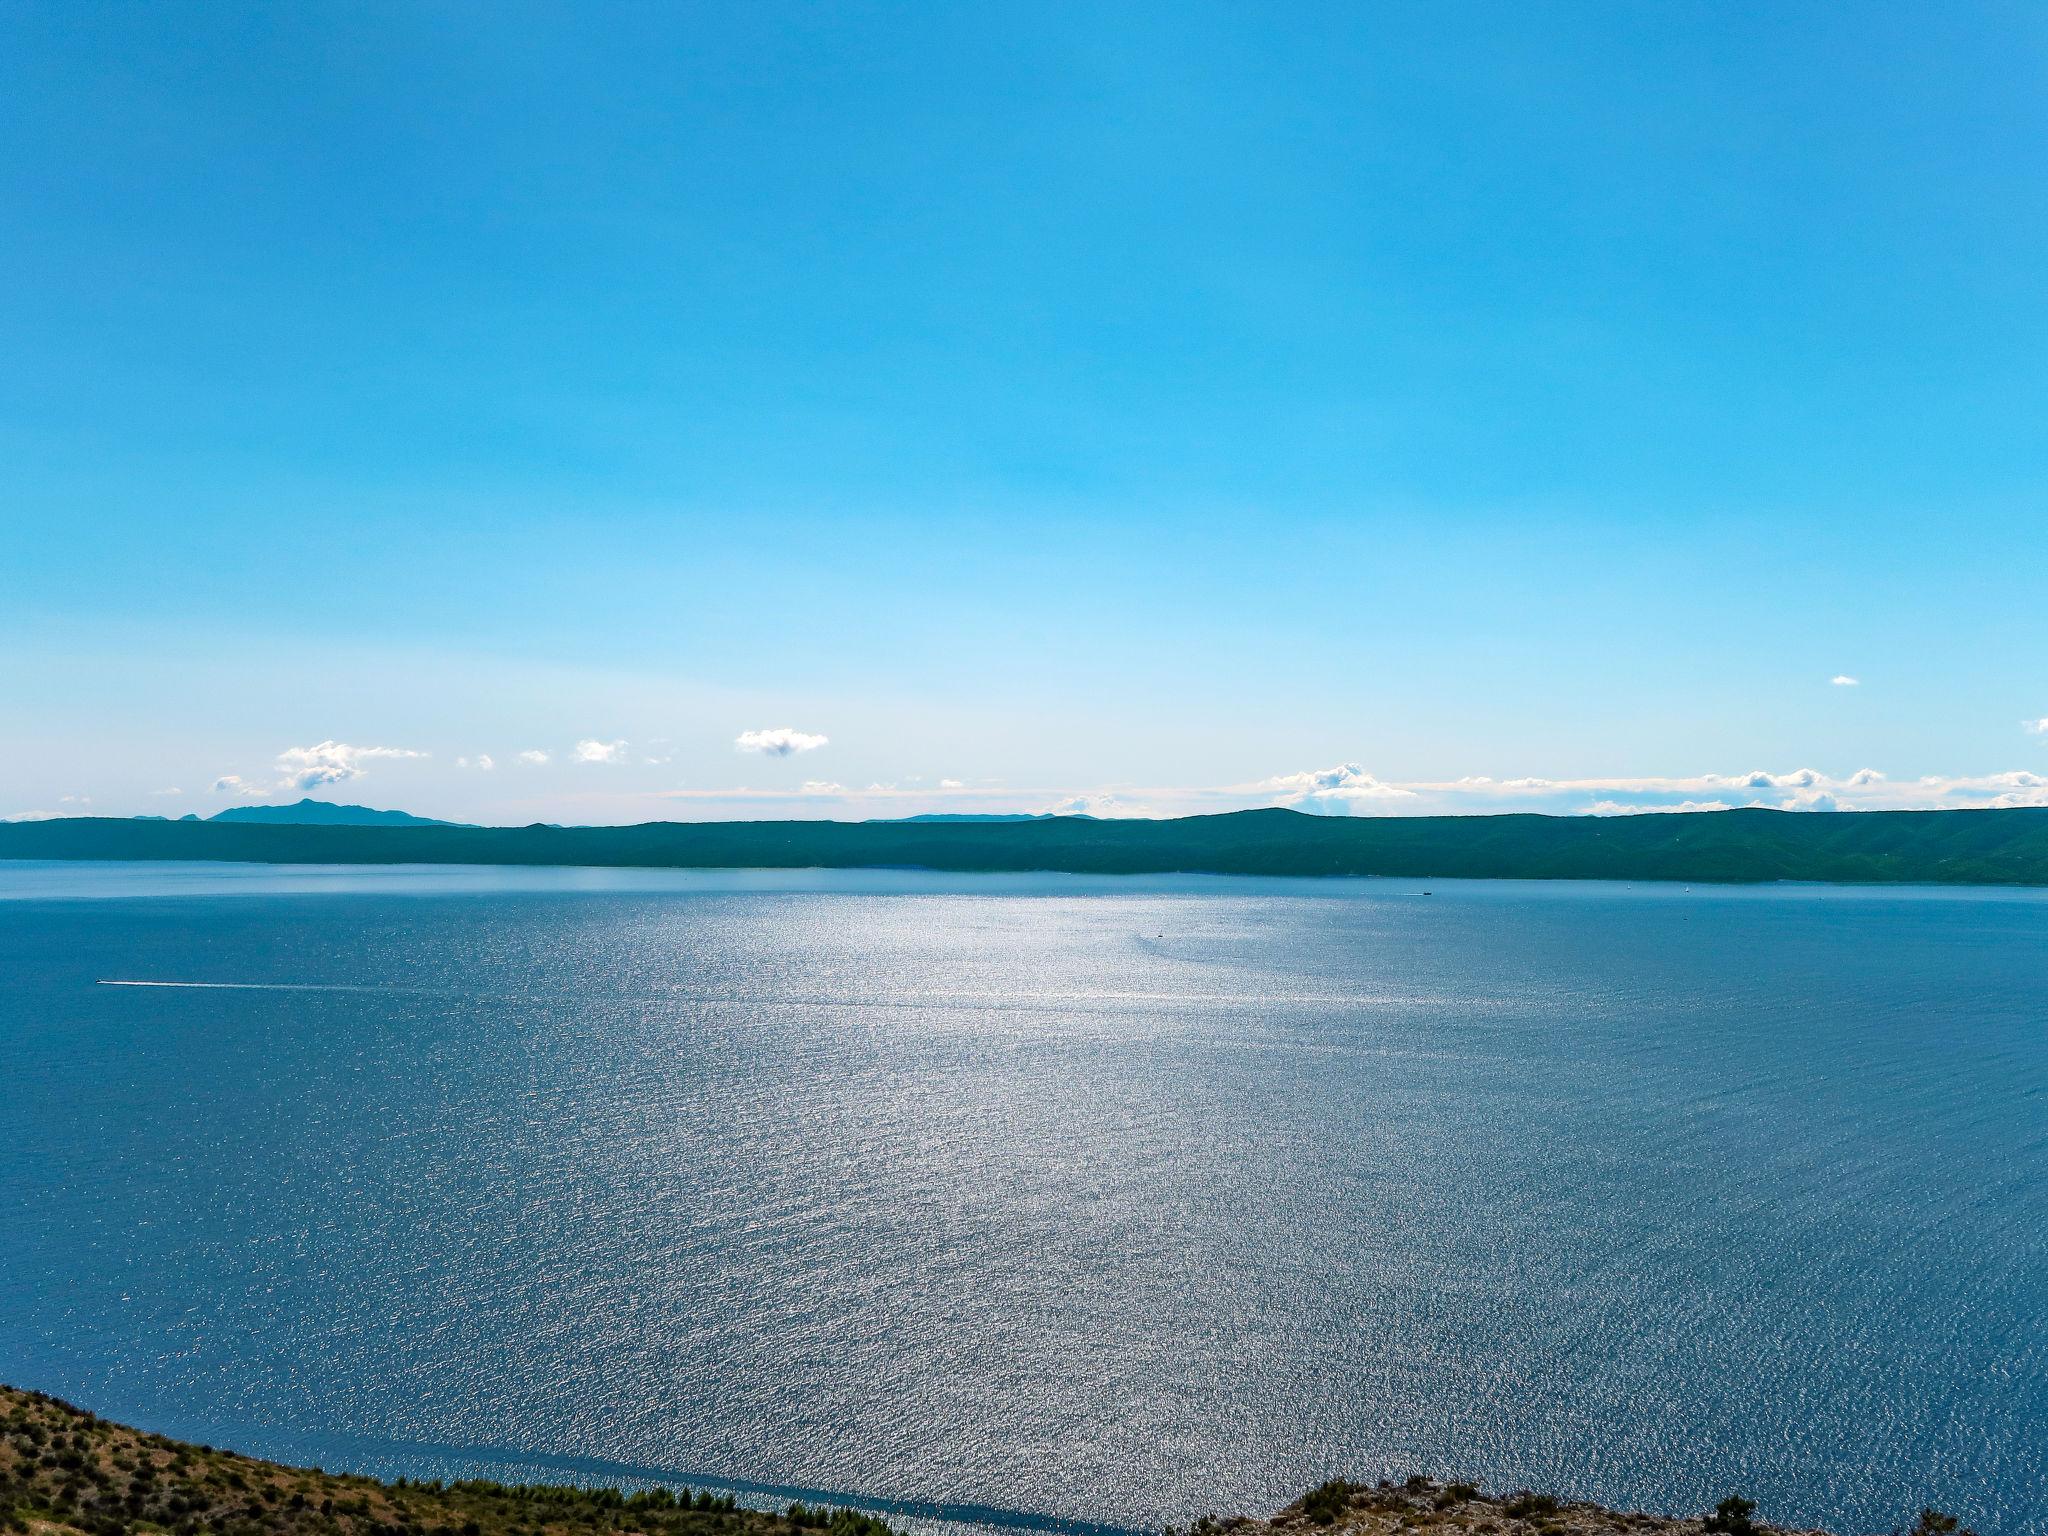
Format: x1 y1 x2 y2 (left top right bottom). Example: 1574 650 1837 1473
0 1388 890 1536
2 1388 1976 1536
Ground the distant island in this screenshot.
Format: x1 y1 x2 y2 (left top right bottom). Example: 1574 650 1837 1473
0 1383 1976 1536
3 805 2047 885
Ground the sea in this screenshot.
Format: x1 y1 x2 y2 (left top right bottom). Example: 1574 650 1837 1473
3 862 2044 1535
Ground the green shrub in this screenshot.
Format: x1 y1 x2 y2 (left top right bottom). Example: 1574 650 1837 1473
1300 1481 1357 1526
1703 1496 1760 1535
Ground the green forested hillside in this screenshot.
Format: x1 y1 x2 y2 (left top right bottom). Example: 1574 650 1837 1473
3 807 2046 886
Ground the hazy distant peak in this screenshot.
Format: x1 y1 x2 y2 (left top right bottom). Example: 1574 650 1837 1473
206 799 462 828
885 813 1059 823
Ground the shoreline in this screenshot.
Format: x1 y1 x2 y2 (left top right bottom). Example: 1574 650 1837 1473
7 858 2048 904
4 1386 1941 1536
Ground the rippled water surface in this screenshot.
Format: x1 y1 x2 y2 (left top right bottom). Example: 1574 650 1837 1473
4 862 2046 1534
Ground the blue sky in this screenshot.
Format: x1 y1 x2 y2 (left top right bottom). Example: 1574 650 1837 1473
4 2 2045 823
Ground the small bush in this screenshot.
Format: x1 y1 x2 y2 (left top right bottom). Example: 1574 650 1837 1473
1703 1496 1760 1535
1300 1481 1358 1526
1502 1492 1559 1520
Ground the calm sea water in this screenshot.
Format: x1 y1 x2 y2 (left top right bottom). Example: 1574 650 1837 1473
4 862 2045 1535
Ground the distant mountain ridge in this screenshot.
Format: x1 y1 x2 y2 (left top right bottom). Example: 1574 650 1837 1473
207 799 463 828
6 805 2048 885
886 813 1061 823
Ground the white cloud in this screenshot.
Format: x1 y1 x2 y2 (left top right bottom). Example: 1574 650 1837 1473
1587 799 1735 816
736 727 829 757
1262 762 1419 815
150 787 182 797
939 778 964 789
1240 762 2048 816
206 741 425 799
573 739 626 764
1713 768 1824 790
458 754 496 771
1831 675 1860 687
2025 718 2048 735
1042 793 1155 818
518 749 550 765
560 761 2048 824
59 794 90 805
276 740 424 791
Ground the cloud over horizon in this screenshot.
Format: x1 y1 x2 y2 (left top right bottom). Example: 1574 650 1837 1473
1251 763 2048 817
138 742 2048 825
203 742 425 800
276 741 425 791
1261 763 1418 813
1040 792 1155 818
736 727 829 757
406 756 2048 825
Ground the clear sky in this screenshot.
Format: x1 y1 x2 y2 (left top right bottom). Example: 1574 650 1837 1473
4 2 2045 823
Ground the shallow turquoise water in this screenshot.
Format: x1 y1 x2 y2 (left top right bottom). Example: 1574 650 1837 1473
3 863 2045 1534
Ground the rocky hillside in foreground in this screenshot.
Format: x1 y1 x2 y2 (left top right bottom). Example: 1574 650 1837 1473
0 1389 889 1536
0 1387 1974 1536
1236 1478 1969 1536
